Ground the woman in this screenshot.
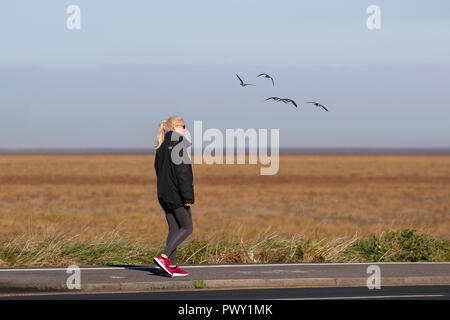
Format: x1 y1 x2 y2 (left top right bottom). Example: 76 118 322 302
153 116 194 277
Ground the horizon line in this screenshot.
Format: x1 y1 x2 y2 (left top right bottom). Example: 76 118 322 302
1 147 449 155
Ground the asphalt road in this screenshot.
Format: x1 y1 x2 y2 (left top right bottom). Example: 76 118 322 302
1 262 449 294
1 285 449 300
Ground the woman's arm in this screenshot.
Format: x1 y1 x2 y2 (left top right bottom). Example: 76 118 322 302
172 141 194 205
173 156 195 205
154 151 159 176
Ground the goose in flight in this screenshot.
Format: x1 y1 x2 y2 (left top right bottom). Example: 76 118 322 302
257 73 274 86
236 74 255 87
265 97 297 108
265 96 282 102
281 98 298 108
305 101 329 112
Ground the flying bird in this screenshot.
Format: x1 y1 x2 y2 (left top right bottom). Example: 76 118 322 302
281 98 298 108
265 97 297 108
236 74 255 87
306 101 329 112
257 73 275 86
264 96 282 102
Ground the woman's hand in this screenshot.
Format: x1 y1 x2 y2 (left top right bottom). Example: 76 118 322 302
184 203 192 207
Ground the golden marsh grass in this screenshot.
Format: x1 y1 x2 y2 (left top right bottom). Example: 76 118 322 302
0 154 449 249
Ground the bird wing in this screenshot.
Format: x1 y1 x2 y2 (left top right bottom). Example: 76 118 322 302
257 73 266 77
236 74 244 84
321 105 329 112
270 77 274 86
289 100 298 107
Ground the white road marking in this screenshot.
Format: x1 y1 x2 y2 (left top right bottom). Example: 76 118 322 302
0 262 448 272
0 264 302 272
275 294 445 300
0 267 127 272
237 269 307 274
184 263 305 269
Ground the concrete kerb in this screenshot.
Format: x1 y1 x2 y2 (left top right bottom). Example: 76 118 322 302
2 276 450 294
204 276 450 290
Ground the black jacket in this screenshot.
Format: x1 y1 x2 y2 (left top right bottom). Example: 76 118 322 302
154 130 195 210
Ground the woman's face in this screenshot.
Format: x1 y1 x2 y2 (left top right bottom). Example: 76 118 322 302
172 120 186 136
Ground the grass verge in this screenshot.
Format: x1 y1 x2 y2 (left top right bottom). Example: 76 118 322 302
0 229 448 267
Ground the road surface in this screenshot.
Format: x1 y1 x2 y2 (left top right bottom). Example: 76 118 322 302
1 285 449 300
0 262 449 295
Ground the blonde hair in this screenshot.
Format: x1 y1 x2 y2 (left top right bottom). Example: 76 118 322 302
155 115 183 149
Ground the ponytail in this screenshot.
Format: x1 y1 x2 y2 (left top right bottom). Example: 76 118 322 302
155 120 168 149
155 116 183 149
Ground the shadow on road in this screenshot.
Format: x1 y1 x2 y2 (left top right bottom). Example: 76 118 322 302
106 265 170 278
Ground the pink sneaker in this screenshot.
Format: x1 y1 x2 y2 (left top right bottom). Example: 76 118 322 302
153 254 174 277
171 265 189 277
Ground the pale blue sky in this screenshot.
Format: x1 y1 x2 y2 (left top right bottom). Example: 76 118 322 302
2 1 450 67
1 1 449 148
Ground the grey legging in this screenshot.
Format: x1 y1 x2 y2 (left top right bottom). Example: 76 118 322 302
163 205 193 265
